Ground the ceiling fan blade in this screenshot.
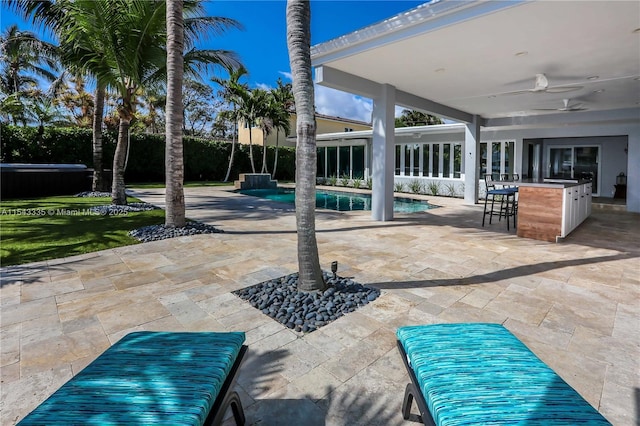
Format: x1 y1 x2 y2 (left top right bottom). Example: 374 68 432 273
545 85 583 93
564 106 588 111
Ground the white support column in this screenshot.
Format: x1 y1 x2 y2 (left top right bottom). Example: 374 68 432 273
372 84 396 221
464 116 481 204
626 130 640 213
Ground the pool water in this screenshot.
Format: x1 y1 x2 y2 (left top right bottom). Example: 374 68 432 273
236 188 434 213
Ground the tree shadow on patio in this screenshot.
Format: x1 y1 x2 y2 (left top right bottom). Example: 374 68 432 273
369 252 637 290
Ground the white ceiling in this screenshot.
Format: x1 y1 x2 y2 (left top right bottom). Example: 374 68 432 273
311 0 640 121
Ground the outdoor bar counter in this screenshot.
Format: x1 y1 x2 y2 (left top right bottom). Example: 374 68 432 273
516 179 592 242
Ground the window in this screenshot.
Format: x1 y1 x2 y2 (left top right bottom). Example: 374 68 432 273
480 143 488 177
422 144 430 177
432 144 440 177
317 147 326 177
491 142 501 180
344 127 353 132
327 147 337 177
352 146 365 179
443 144 451 178
404 145 412 176
339 146 350 177
454 144 462 178
480 141 516 180
395 145 401 175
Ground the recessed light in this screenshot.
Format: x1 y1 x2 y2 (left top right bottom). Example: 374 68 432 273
587 76 599 80
434 68 445 73
514 51 528 57
593 89 604 93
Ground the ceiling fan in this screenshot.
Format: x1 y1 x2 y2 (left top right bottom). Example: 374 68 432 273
503 73 583 95
534 98 588 112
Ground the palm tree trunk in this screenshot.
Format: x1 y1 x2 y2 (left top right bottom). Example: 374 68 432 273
272 129 280 179
261 131 269 174
165 0 185 228
287 0 325 291
92 84 105 191
249 126 256 173
223 117 236 182
111 116 130 205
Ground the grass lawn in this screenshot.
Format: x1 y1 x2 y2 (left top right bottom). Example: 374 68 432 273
0 195 166 266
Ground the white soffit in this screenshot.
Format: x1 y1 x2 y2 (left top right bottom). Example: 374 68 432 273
311 0 640 120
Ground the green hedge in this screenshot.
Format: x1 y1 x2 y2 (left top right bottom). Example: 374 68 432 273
1 124 295 182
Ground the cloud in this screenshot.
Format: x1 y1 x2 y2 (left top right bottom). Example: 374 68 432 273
273 70 405 123
314 86 373 123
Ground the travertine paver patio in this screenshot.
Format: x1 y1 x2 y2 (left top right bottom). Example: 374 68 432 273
1 186 638 425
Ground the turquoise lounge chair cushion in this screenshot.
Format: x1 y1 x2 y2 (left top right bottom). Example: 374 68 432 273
397 323 610 425
19 331 246 425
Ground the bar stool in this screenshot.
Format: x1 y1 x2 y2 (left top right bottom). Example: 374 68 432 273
482 174 517 230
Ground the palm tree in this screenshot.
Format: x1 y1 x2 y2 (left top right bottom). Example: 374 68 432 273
286 0 325 291
165 0 185 228
0 24 59 125
270 79 293 178
258 91 276 174
236 88 269 173
12 0 241 203
0 24 58 95
212 65 248 182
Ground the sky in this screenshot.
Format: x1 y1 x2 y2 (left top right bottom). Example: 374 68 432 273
0 0 426 123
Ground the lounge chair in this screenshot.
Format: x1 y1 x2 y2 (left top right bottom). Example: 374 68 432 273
396 323 611 425
18 331 247 425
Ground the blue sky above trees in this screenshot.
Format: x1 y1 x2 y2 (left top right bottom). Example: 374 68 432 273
1 0 425 122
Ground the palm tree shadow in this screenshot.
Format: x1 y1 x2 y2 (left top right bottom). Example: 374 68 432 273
370 252 636 289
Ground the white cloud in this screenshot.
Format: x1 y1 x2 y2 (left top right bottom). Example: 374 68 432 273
314 86 373 123
274 70 406 123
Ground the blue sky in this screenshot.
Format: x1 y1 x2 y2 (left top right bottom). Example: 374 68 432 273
1 0 425 122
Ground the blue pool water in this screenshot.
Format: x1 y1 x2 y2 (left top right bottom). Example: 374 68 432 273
236 188 434 213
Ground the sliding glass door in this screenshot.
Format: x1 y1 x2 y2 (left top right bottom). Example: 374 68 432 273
548 145 600 195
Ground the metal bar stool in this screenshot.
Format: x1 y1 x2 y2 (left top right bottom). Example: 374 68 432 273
482 174 517 230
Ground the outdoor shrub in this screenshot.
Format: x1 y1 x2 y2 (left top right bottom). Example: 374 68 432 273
365 177 372 190
339 174 350 186
0 124 296 182
327 175 338 186
352 178 362 189
394 182 405 192
409 179 423 194
445 183 457 197
427 181 441 195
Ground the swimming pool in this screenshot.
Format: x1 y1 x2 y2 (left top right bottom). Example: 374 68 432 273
235 188 435 212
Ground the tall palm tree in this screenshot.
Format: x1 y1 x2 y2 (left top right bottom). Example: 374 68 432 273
212 65 248 182
286 0 325 291
258 91 276 174
236 88 269 174
0 24 59 125
271 79 293 178
165 0 185 228
0 24 58 95
13 0 241 203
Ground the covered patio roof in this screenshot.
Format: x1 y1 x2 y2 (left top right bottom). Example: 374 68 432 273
311 0 640 126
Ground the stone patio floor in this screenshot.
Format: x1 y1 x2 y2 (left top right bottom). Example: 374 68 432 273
1 186 638 425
